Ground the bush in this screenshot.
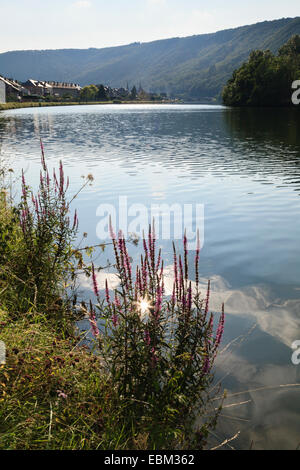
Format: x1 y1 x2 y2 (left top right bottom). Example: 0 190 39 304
87 224 225 449
0 143 92 330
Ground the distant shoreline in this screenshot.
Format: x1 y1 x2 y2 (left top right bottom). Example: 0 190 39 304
0 100 179 111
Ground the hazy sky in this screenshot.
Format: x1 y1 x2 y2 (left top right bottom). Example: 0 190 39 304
0 0 299 53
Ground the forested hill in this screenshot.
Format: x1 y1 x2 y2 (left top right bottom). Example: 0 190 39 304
1 16 300 100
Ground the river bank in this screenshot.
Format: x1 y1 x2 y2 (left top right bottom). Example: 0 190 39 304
0 100 174 112
0 155 223 450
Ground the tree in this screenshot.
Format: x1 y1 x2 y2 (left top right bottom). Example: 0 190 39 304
62 92 73 101
130 85 137 100
138 87 149 101
80 85 98 102
278 35 300 59
222 35 300 107
96 84 108 101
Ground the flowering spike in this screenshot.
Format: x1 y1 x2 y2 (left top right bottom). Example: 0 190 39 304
105 279 110 304
40 139 46 171
184 230 188 282
109 215 116 240
112 309 118 327
91 263 99 297
59 160 64 196
195 229 200 288
144 330 151 346
204 280 211 318
215 304 225 350
88 301 99 338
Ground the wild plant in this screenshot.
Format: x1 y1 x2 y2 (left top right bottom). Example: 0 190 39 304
0 141 91 324
88 223 225 449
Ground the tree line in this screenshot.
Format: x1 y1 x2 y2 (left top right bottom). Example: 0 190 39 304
79 84 166 102
222 35 300 107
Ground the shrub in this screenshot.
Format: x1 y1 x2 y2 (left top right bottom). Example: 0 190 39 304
0 142 91 330
87 224 225 449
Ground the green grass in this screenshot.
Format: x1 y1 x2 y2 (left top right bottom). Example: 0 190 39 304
0 101 111 111
0 310 113 450
0 100 169 111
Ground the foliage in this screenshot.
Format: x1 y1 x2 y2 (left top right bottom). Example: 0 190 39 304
87 225 225 449
278 34 300 58
130 86 137 100
62 92 75 101
96 84 108 101
0 310 112 450
0 142 91 328
6 93 20 102
80 85 98 102
222 35 300 106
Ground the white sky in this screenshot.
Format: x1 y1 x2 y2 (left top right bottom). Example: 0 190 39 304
0 0 299 53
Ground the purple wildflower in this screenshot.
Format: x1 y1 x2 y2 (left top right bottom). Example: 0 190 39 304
91 263 99 297
105 279 110 304
40 139 46 171
88 304 100 338
112 308 118 327
204 280 211 318
195 229 200 287
184 231 188 281
144 330 151 346
202 355 210 375
59 160 64 196
215 304 225 350
57 390 68 400
109 215 116 240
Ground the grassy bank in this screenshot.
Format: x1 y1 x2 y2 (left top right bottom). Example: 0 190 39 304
0 154 224 450
0 100 171 111
0 310 111 450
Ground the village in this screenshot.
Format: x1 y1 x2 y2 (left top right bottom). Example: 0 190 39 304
0 76 81 103
0 75 169 104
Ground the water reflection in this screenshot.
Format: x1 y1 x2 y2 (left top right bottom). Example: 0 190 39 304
81 265 300 348
223 107 300 192
1 105 300 193
0 117 7 150
79 265 300 449
224 107 300 148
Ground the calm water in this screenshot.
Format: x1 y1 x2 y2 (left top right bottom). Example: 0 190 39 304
1 104 300 449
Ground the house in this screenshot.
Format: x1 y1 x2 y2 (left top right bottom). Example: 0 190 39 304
0 78 5 103
22 80 81 98
0 75 23 102
23 79 53 97
104 86 129 100
46 81 81 98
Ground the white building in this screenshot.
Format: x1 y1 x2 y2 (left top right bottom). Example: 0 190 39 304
0 75 23 102
0 78 6 103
